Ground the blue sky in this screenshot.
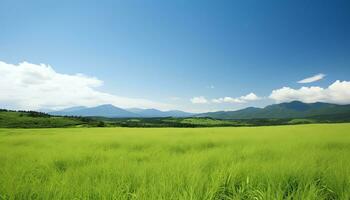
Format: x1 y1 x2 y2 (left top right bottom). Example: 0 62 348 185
0 0 349 112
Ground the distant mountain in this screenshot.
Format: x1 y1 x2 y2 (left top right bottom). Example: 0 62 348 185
50 101 350 119
50 104 139 118
127 108 193 118
196 101 350 119
60 106 87 112
164 110 194 118
39 106 88 113
51 105 193 118
126 108 166 117
37 108 56 113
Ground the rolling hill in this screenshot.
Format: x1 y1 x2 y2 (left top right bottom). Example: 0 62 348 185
196 101 350 120
0 110 88 128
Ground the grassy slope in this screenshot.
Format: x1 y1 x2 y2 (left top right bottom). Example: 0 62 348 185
0 111 83 128
1 124 350 199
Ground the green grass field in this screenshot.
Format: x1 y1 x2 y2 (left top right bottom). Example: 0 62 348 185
1 124 350 199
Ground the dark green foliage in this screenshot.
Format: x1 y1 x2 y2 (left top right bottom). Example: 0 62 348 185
99 117 350 127
101 117 245 127
26 111 50 118
97 121 106 127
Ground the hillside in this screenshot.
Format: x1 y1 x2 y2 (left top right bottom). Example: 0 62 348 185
196 101 350 120
0 110 89 128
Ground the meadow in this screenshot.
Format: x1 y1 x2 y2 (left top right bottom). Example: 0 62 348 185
0 124 350 199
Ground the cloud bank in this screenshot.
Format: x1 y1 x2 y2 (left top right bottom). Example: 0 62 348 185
0 61 172 110
191 93 260 104
190 96 208 104
270 80 350 104
298 73 325 83
212 93 260 104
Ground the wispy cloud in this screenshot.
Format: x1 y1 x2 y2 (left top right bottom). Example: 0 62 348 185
298 73 326 83
270 80 350 104
190 96 208 104
212 93 260 104
207 85 215 89
169 96 181 101
0 61 173 110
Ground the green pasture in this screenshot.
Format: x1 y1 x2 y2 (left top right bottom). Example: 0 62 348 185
0 124 350 199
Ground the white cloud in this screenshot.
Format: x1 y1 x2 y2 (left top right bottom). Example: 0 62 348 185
212 92 260 104
269 80 350 104
240 93 260 101
298 73 326 83
212 97 245 104
0 61 172 110
190 96 208 104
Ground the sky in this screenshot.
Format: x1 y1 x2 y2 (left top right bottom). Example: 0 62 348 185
0 0 350 113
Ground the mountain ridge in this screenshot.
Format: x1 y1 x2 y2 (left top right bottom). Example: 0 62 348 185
49 101 350 119
50 104 139 118
50 105 193 118
195 101 350 119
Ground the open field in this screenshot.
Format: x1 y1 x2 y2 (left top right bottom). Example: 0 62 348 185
0 124 350 199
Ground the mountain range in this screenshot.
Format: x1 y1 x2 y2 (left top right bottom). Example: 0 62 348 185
49 101 350 120
49 104 193 118
196 101 350 120
125 108 193 118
